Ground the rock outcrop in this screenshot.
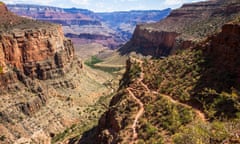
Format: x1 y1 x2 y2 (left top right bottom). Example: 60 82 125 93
197 21 240 92
0 25 74 80
120 0 240 57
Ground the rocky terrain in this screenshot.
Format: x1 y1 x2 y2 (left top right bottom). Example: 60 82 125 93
76 0 240 143
2 0 240 143
83 17 240 144
0 3 117 143
120 0 240 57
7 4 171 49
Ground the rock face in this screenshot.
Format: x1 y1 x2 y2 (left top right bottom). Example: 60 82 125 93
0 3 86 143
7 4 171 49
199 21 240 91
207 23 240 72
120 0 240 57
121 26 179 57
0 26 74 80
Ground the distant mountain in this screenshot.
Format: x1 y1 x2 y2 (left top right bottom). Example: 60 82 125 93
97 9 171 41
7 4 171 49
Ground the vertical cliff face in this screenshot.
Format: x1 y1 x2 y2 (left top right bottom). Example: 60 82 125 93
0 25 74 80
121 25 179 57
120 0 240 57
198 22 240 91
208 23 240 72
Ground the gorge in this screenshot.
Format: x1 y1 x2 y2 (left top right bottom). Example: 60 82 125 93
0 0 240 143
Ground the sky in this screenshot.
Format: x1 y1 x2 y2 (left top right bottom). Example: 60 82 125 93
2 0 205 12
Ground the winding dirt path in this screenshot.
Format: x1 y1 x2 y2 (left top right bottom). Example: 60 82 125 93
127 57 147 143
127 88 144 143
158 93 206 121
135 57 206 121
127 57 206 143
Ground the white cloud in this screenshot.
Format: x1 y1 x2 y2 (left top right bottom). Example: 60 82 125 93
163 0 204 8
70 0 90 6
2 0 205 12
164 0 184 5
119 0 138 2
2 0 54 5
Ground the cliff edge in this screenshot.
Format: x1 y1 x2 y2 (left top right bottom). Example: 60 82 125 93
120 0 240 57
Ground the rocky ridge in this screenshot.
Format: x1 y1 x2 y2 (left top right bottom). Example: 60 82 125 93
120 0 240 57
86 17 240 144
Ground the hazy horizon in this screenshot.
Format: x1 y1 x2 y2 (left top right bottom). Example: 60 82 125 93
3 0 205 12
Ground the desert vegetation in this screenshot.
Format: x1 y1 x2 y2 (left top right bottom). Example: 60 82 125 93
85 55 123 74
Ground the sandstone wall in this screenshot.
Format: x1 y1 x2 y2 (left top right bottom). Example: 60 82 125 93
0 25 74 80
120 0 240 57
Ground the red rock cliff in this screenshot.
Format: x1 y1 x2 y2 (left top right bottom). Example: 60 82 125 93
0 24 74 80
199 21 240 90
0 3 84 143
0 3 76 91
120 0 240 57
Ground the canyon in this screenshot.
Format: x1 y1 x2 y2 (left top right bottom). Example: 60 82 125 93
0 0 240 143
7 4 171 49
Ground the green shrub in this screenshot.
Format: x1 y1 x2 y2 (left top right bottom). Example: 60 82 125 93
210 121 229 142
173 123 210 144
0 135 6 141
85 56 103 67
129 63 141 78
0 66 3 74
145 123 158 138
84 56 122 73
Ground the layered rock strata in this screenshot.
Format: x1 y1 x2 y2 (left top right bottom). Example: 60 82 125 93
120 0 240 57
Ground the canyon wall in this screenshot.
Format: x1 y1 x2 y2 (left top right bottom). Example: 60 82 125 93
0 25 74 80
120 0 240 57
0 3 85 143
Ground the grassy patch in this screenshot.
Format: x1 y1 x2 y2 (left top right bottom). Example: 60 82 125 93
85 56 103 66
51 122 97 143
85 56 122 74
93 66 122 73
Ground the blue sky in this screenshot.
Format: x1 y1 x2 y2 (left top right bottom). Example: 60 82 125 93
3 0 205 12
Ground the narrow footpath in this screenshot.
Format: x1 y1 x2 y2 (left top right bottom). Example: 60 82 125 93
128 57 206 143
